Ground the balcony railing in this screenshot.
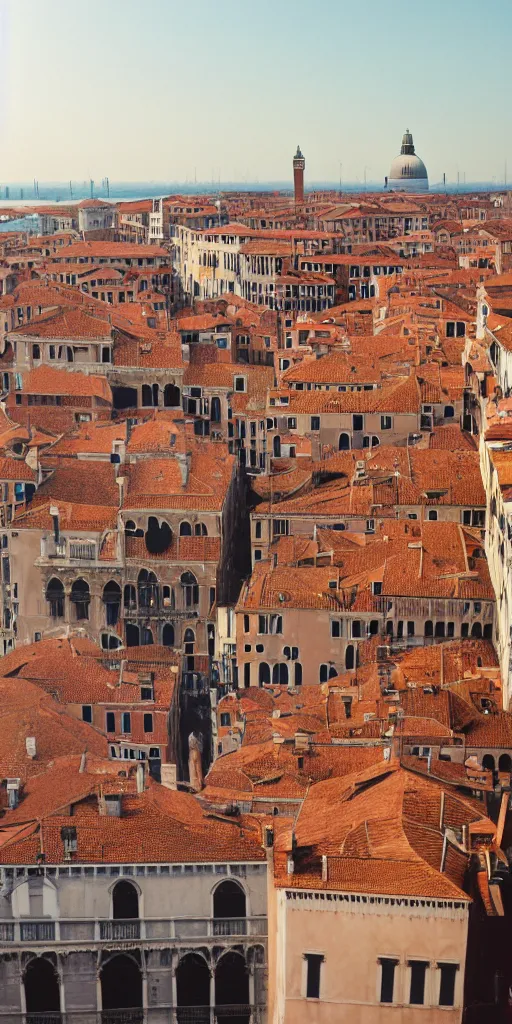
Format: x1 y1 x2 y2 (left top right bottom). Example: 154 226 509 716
99 920 141 940
20 921 56 941
172 1009 264 1024
21 1010 264 1024
0 916 267 946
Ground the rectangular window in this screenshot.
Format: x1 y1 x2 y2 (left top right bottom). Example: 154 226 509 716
82 705 92 724
106 711 115 733
244 614 250 633
381 415 392 430
244 663 251 687
439 963 457 1006
353 414 363 431
258 615 268 634
462 509 472 525
305 953 324 999
121 712 131 734
409 961 428 1005
143 713 153 733
311 416 320 431
331 619 341 638
380 959 398 1003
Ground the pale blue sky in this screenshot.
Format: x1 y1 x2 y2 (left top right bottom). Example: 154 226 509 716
2 0 511 185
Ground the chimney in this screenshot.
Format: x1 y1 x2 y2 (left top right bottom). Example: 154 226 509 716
116 476 125 506
49 504 60 543
25 737 36 759
136 762 145 793
160 763 177 790
99 793 122 817
6 778 20 809
176 451 190 487
264 825 274 848
79 751 87 773
287 855 295 875
322 855 328 882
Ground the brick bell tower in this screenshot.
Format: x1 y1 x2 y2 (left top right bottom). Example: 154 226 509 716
293 145 305 205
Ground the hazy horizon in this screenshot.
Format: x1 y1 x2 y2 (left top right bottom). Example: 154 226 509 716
2 0 511 185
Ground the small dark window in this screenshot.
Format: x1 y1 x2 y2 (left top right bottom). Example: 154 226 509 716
439 964 457 1007
121 712 131 734
106 711 115 733
220 713 230 727
305 953 324 999
380 959 398 1004
353 414 363 431
244 663 251 688
244 615 250 633
82 705 92 723
143 713 153 733
311 416 320 431
410 961 428 1005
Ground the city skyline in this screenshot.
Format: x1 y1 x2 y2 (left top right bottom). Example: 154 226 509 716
2 0 512 185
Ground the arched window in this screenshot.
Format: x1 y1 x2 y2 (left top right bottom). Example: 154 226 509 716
184 628 195 653
273 435 281 458
345 645 355 670
101 633 122 650
272 663 288 685
138 569 159 610
112 880 139 920
294 662 302 686
71 579 90 620
499 754 512 773
126 623 140 647
179 521 192 536
471 622 483 638
424 620 433 637
164 383 180 408
162 622 175 647
103 580 121 626
46 577 64 618
211 396 221 423
181 572 199 608
213 880 246 922
339 433 351 450
194 522 208 536
482 754 495 772
141 627 153 646
257 662 270 687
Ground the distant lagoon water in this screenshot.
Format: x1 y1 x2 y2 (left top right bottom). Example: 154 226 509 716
0 180 509 233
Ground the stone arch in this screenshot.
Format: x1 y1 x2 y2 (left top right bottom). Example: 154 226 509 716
100 952 142 1011
145 515 172 555
339 432 351 450
215 950 249 1020
499 753 512 773
258 663 270 686
176 952 210 1016
24 956 60 1014
482 754 495 771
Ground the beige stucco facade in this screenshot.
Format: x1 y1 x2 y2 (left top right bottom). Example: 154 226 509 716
269 882 468 1023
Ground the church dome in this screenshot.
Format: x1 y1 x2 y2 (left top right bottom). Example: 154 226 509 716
387 130 428 192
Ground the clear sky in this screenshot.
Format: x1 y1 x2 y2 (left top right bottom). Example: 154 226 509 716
2 0 511 186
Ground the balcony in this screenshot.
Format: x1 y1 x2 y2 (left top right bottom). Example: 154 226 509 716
0 916 267 947
171 1010 264 1024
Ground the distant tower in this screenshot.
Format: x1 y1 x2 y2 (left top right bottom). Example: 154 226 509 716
293 145 305 205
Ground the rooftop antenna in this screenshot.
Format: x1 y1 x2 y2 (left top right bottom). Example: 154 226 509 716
69 180 73 198
339 162 343 198
90 178 94 199
443 172 446 187
105 176 110 198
